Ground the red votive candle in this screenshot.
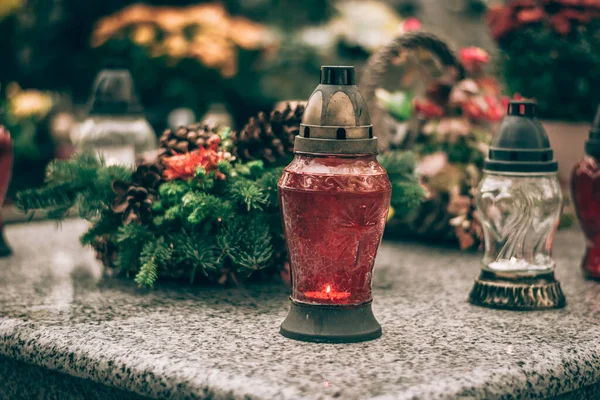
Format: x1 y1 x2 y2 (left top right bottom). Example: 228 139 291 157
572 106 600 279
278 66 391 343
279 154 391 306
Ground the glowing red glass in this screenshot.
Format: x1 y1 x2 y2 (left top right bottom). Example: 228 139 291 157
278 154 391 306
572 156 600 278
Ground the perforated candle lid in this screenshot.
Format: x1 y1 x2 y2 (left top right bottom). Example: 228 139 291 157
88 64 144 116
294 66 378 155
484 101 558 173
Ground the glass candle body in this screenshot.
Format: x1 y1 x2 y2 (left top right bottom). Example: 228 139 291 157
476 171 562 277
72 116 156 166
571 156 600 278
278 154 391 306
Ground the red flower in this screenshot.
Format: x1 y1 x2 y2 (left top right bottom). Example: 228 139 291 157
463 99 485 120
459 47 490 72
487 5 517 41
550 14 572 35
476 76 502 97
402 17 422 32
516 7 545 24
413 98 445 118
484 95 506 122
559 8 591 24
162 148 227 181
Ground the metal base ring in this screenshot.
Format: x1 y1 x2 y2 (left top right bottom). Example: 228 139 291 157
280 300 382 343
468 272 566 311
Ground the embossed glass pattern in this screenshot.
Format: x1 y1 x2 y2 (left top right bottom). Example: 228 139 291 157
477 172 562 276
571 156 600 278
278 154 391 305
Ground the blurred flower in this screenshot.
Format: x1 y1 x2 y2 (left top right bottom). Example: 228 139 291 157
162 148 227 181
163 34 189 59
91 3 274 78
0 0 21 21
189 35 237 77
400 17 422 33
228 18 274 50
131 24 156 46
331 0 404 53
459 47 490 73
437 117 471 142
487 0 599 40
447 186 471 215
449 79 479 106
414 98 445 118
462 97 487 120
8 86 53 119
154 8 188 32
50 112 75 141
476 76 502 97
549 14 572 35
516 7 545 24
416 152 448 177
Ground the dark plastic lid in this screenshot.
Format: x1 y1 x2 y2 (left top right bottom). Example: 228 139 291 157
484 101 558 173
585 105 600 158
88 67 144 116
320 66 355 85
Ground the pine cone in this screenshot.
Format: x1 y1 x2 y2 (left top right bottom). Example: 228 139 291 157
158 123 221 159
110 162 162 225
232 102 305 164
92 235 117 270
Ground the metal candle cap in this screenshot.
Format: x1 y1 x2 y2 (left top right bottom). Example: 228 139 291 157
88 67 144 116
585 105 600 158
484 101 558 173
294 66 378 155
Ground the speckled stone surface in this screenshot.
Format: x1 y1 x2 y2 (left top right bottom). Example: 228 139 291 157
1 219 600 399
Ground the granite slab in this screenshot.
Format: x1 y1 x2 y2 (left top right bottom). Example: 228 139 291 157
0 219 599 399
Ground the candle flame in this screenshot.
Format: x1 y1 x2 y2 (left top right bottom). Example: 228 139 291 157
325 285 331 294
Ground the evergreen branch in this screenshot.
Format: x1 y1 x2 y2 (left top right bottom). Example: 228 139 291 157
229 180 268 211
135 237 172 288
172 231 219 282
15 184 78 212
117 223 152 244
257 167 283 208
181 192 233 225
390 181 427 217
115 223 153 274
80 212 122 246
379 151 419 180
218 217 273 273
158 181 190 207
44 153 102 186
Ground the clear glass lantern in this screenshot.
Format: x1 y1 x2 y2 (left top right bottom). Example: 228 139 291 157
72 67 156 166
477 172 562 276
469 101 566 310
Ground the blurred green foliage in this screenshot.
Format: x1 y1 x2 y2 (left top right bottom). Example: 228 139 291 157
499 21 600 121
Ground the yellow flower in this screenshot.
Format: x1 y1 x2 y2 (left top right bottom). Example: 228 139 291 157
0 0 21 21
387 205 395 221
131 24 156 46
154 8 187 33
228 18 273 50
187 3 228 26
9 86 53 119
163 34 189 59
189 34 237 77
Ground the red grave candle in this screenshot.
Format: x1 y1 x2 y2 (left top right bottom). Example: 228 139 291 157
572 156 600 278
278 66 391 343
278 154 391 306
572 106 600 279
